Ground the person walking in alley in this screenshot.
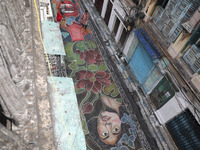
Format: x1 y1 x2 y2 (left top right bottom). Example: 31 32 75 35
80 10 89 30
56 11 63 26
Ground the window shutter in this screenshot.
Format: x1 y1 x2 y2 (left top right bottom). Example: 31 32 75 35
191 58 200 73
165 0 178 15
168 25 182 43
153 6 163 24
171 0 191 21
181 1 199 24
162 19 175 37
183 44 200 72
157 12 169 30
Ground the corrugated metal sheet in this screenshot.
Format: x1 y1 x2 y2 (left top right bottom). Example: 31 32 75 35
166 109 200 150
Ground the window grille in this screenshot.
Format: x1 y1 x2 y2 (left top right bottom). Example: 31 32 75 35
149 76 177 109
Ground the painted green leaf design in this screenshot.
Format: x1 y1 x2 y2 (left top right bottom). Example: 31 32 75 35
68 61 79 70
76 41 97 51
99 62 108 71
85 41 96 49
76 54 85 65
88 64 98 72
65 42 85 65
103 83 119 97
80 113 89 134
65 42 75 61
76 41 88 51
75 88 85 94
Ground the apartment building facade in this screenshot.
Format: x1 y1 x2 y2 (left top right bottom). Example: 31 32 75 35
93 0 200 149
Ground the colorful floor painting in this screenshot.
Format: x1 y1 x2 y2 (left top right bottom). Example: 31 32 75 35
52 0 142 149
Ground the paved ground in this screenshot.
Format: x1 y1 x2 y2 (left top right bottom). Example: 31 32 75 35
50 0 159 149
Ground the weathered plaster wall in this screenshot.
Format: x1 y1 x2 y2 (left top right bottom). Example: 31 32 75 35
0 0 31 126
0 123 31 150
0 0 55 149
168 32 191 59
144 0 157 20
191 75 200 93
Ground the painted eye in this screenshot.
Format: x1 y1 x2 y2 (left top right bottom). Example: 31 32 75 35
113 127 120 133
101 132 109 137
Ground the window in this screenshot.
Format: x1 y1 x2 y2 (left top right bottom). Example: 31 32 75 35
153 6 163 24
95 0 104 15
149 76 178 109
166 109 200 150
156 0 169 9
153 0 192 43
183 44 200 73
104 0 113 25
119 27 127 46
181 1 199 24
168 25 182 42
113 17 120 36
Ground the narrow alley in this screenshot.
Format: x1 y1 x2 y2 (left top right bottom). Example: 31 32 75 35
1 0 200 150
47 0 159 149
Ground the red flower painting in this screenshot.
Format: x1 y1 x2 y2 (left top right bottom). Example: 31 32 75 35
75 70 111 94
81 102 93 114
75 49 102 65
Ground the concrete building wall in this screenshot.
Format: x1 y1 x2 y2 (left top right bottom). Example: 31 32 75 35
143 0 158 21
168 32 191 59
90 0 200 149
0 0 55 149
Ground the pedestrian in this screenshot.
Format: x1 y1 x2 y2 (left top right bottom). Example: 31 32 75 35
80 10 89 30
56 11 63 26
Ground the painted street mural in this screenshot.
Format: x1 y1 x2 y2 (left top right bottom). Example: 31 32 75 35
52 0 143 149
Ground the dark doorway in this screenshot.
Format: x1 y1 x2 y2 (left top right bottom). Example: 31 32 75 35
0 105 8 127
113 17 120 36
156 0 169 8
104 0 113 25
95 0 104 15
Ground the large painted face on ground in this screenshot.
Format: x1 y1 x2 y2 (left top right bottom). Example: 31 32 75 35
52 0 139 149
97 110 122 145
